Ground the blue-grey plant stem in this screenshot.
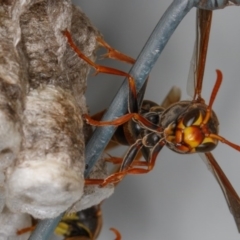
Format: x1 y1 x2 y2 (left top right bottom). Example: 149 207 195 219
29 0 239 239
28 214 63 240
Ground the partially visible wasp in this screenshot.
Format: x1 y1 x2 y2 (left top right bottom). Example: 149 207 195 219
17 204 121 240
55 205 103 240
63 9 240 232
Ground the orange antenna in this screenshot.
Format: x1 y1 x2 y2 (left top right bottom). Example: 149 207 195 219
110 228 122 240
202 69 222 125
201 70 240 152
209 134 240 152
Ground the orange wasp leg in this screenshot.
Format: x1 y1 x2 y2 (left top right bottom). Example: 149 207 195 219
84 113 162 132
97 37 135 65
62 29 138 112
17 225 36 235
85 141 164 187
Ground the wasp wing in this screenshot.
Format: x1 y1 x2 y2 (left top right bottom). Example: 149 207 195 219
199 152 240 232
187 9 212 99
160 86 181 108
187 26 198 98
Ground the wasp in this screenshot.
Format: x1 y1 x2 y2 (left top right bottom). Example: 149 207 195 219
64 9 240 232
54 205 120 240
62 9 240 232
17 204 121 240
54 205 103 240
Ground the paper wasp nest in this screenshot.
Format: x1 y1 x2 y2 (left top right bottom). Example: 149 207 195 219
0 207 31 240
0 0 113 225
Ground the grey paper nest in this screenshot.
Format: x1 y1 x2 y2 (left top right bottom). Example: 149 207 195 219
0 0 113 238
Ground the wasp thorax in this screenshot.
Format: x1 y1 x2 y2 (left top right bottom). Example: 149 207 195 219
164 104 219 153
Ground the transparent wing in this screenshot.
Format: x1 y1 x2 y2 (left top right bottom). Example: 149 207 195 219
187 9 212 99
187 9 199 98
161 86 181 108
199 152 240 232
187 39 197 98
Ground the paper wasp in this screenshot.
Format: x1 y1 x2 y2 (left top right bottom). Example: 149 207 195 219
54 205 103 240
62 7 240 233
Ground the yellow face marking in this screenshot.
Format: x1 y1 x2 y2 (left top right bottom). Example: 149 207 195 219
183 126 204 148
202 136 217 144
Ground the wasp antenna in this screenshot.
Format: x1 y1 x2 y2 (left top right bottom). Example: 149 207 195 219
209 69 222 108
203 69 222 124
209 133 240 151
110 228 122 240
